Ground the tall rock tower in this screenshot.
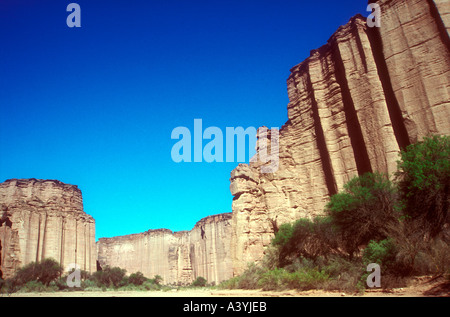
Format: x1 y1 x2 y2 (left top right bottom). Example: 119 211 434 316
230 0 450 275
0 179 96 278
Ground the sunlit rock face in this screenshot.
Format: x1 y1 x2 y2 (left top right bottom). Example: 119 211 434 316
96 213 233 285
230 0 450 275
0 179 96 278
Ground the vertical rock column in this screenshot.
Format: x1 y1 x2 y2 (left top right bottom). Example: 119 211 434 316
229 0 450 275
375 0 450 141
96 213 233 285
0 179 96 278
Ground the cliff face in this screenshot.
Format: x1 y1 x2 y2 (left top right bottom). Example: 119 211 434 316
97 213 232 285
0 179 96 278
230 0 450 275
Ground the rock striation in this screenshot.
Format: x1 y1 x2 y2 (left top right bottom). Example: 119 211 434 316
230 0 450 275
0 0 447 284
0 179 96 279
97 213 232 285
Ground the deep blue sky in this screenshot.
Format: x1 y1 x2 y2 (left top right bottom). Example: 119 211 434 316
0 0 365 239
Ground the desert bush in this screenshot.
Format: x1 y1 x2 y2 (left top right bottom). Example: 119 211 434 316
322 256 365 293
412 238 450 276
18 280 59 293
128 271 147 286
271 222 295 248
191 276 207 287
257 268 289 290
275 216 342 266
326 172 401 257
235 263 266 289
362 238 397 268
153 274 163 285
257 267 330 291
80 279 97 289
142 279 162 290
13 258 63 287
260 245 280 270
396 135 450 237
218 276 241 289
91 266 126 288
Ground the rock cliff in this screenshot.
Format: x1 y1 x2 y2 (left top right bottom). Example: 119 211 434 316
0 0 447 284
0 179 96 278
97 213 232 285
230 0 450 275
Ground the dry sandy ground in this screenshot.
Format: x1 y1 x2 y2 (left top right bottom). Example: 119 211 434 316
3 276 449 297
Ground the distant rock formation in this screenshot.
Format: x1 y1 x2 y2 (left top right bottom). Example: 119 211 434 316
230 0 450 275
97 213 232 285
0 179 96 278
1 0 448 284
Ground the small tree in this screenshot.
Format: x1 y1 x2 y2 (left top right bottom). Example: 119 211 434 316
92 266 126 288
129 271 147 286
192 276 207 287
396 135 450 237
276 216 341 266
326 172 401 257
13 258 63 286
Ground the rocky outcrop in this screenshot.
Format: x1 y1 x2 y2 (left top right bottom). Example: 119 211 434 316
97 213 232 285
0 179 96 278
230 0 450 275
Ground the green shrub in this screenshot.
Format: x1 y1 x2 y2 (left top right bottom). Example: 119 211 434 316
142 280 161 290
276 216 342 266
129 271 147 286
17 280 59 293
91 266 127 288
191 276 207 287
322 256 365 293
326 172 401 257
257 267 330 291
218 276 241 289
362 238 397 268
257 268 289 290
13 258 63 287
271 222 295 248
396 135 450 237
153 275 163 285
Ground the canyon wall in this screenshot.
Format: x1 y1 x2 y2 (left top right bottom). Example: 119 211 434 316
0 179 96 279
230 0 450 275
97 213 232 285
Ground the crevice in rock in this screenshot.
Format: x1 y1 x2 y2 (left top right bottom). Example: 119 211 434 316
36 213 41 262
366 22 411 150
352 18 368 73
96 260 102 271
332 43 373 176
306 66 338 196
0 239 2 279
426 0 450 52
0 212 12 228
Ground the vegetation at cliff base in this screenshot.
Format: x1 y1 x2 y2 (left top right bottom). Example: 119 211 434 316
0 261 167 294
219 135 450 293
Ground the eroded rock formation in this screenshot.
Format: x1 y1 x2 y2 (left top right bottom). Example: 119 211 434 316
230 0 450 275
97 213 232 285
0 179 96 278
0 0 447 284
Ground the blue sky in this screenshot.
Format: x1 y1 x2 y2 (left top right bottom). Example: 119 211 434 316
0 0 365 239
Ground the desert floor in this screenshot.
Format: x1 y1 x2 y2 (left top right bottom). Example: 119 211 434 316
3 276 449 297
